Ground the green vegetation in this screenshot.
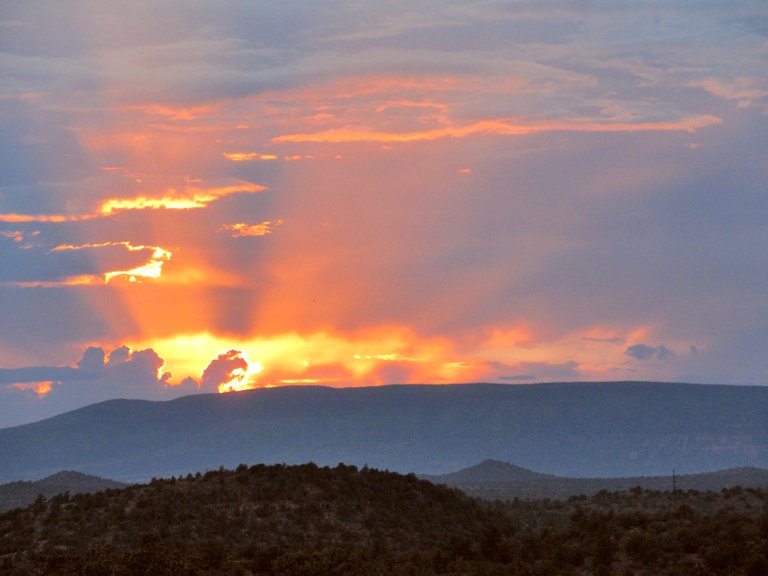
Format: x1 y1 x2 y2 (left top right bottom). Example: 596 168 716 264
1 463 766 575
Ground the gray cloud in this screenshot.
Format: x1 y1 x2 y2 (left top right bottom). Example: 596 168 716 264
625 344 675 362
0 346 181 428
582 336 626 344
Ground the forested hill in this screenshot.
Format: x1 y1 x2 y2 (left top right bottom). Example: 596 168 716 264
1 381 767 482
0 472 126 512
0 463 508 575
1 463 767 575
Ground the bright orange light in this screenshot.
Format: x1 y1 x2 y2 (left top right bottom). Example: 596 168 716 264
223 152 278 161
99 181 266 215
104 246 172 283
11 381 53 397
133 328 460 391
216 354 264 393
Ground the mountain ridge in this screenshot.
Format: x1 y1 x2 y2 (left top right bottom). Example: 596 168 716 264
426 459 768 500
0 471 127 512
1 381 766 483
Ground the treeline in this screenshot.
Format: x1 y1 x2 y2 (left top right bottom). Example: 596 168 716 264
0 463 767 575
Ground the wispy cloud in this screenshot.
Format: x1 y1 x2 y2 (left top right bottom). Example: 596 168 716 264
219 220 283 238
98 182 267 215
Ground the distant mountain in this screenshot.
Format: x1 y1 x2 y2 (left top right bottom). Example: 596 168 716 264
0 471 126 512
429 460 768 500
422 459 556 484
0 382 767 483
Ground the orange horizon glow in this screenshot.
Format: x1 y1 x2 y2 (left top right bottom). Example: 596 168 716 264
121 321 658 395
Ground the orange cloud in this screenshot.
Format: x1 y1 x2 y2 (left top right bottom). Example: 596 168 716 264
272 119 530 143
689 78 768 109
199 349 264 393
273 115 721 144
0 213 98 223
51 241 173 283
1 180 267 225
10 381 53 397
120 103 224 121
0 231 25 242
99 181 266 215
223 152 279 161
219 220 283 238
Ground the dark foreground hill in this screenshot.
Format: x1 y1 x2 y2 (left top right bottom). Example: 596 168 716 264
1 382 767 482
429 459 768 500
1 463 767 576
0 472 127 513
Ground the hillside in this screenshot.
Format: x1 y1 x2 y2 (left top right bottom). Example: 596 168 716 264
1 382 767 483
0 472 127 513
423 459 556 484
1 463 767 576
431 460 768 500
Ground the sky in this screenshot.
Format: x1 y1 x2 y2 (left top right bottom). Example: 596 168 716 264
1 1 767 428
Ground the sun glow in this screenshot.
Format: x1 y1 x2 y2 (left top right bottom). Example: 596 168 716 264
214 351 264 393
104 245 172 283
133 328 467 392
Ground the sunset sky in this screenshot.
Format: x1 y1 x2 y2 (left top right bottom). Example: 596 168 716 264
1 1 767 427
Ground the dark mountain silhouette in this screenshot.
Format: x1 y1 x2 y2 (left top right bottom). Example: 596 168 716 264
423 459 556 484
0 382 766 483
428 460 768 500
0 471 126 512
